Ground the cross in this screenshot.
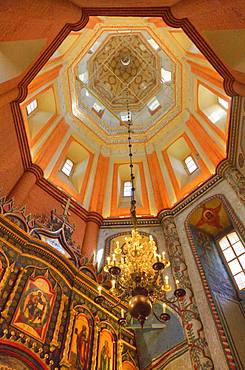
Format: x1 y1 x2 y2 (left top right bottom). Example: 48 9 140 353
62 197 71 219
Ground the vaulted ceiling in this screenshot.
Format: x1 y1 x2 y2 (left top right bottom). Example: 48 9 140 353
20 16 231 217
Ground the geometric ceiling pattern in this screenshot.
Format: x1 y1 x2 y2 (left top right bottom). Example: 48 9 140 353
72 26 179 142
88 33 161 111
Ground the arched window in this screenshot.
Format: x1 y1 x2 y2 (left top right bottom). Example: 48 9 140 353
61 158 74 177
218 231 245 290
184 155 198 174
123 181 132 197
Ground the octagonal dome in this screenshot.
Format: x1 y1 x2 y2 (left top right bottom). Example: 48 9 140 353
73 27 179 141
20 16 231 217
88 33 161 111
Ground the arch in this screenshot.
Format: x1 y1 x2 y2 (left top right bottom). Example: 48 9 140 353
184 193 245 369
0 340 48 370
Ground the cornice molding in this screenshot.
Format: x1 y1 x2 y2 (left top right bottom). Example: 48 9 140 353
101 217 160 229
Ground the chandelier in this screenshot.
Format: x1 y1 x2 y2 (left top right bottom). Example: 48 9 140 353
95 66 186 328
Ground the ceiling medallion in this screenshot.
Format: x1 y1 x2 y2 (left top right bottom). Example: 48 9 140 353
121 56 131 66
94 87 186 328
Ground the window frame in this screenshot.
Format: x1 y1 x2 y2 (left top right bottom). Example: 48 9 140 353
184 155 198 175
61 158 74 177
217 230 245 291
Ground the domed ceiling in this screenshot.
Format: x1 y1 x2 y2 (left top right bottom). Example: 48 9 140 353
69 20 180 143
21 16 230 217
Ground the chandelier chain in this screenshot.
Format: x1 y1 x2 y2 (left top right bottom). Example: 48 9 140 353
126 87 137 228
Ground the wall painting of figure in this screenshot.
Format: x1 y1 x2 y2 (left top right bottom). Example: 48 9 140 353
69 313 92 369
122 361 136 370
97 329 114 370
12 276 56 342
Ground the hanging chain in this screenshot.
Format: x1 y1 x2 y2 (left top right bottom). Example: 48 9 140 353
126 87 137 229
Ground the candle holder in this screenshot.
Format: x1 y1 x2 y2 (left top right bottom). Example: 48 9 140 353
118 317 127 326
153 261 165 271
109 265 121 276
174 288 186 299
160 312 171 322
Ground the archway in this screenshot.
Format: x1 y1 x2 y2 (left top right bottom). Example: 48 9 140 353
185 194 245 369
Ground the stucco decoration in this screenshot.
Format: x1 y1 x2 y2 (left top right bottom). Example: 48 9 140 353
161 217 214 370
224 166 245 205
88 33 161 111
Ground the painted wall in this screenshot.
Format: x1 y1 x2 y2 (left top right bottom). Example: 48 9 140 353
175 179 245 370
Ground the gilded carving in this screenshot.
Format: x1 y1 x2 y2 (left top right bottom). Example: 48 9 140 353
50 293 67 351
60 308 77 369
1 267 26 320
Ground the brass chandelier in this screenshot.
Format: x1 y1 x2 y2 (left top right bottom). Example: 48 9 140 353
95 61 186 328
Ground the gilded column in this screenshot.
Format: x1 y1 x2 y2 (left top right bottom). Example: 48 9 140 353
0 263 15 299
60 308 76 369
161 216 214 369
0 267 26 320
91 323 100 370
50 293 67 351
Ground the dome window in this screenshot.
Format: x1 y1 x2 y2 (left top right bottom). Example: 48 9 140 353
123 181 132 197
218 97 229 110
26 99 37 116
61 158 74 177
147 38 160 51
147 97 160 112
184 155 198 174
120 111 131 122
161 68 172 83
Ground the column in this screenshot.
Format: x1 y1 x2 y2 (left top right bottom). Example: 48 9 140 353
7 165 42 206
81 214 103 260
161 216 214 370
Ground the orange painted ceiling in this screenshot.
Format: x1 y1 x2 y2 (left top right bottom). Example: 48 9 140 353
21 16 231 217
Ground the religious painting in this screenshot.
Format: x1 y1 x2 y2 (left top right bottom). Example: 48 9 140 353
97 329 114 370
70 313 92 369
12 276 56 342
189 198 230 236
122 361 136 370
